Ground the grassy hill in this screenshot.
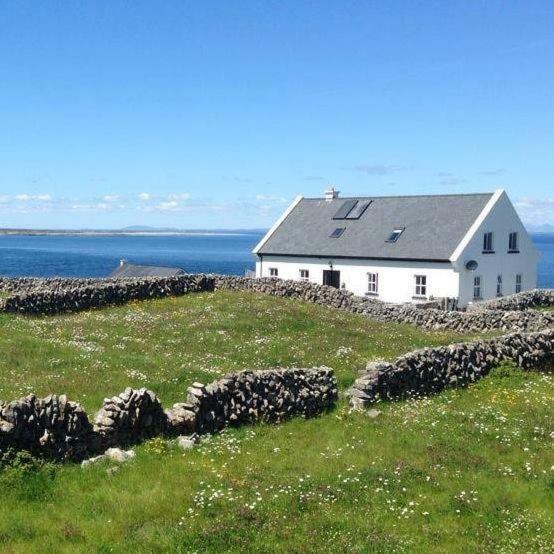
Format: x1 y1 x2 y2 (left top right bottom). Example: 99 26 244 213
0 291 552 553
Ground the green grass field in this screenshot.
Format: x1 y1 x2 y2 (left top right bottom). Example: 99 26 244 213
0 291 552 553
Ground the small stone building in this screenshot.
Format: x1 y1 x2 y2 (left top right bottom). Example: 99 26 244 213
108 260 185 279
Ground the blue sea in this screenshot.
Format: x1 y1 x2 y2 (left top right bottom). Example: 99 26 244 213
0 232 552 288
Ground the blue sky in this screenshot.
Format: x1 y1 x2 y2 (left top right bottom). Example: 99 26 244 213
0 1 553 229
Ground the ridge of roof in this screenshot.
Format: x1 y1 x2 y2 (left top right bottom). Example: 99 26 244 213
302 191 493 201
120 262 182 270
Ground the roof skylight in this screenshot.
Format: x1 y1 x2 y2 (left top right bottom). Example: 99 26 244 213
386 228 405 242
330 227 346 238
346 200 372 219
333 199 372 220
333 200 357 220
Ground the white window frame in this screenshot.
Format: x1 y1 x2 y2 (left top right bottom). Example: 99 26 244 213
269 267 278 277
367 272 379 295
515 274 522 293
414 275 427 298
473 275 482 300
483 232 494 253
299 269 309 281
496 274 503 297
508 232 518 252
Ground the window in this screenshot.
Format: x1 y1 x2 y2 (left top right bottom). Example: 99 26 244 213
367 272 378 295
414 275 427 297
333 200 358 219
346 200 372 219
269 268 278 277
330 227 345 238
496 274 503 297
333 199 372 220
508 232 518 252
299 269 309 281
473 276 482 300
387 228 405 243
515 274 522 293
483 232 494 253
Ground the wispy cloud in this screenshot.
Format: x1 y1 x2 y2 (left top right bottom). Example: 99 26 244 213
479 168 505 177
514 197 554 226
154 200 179 211
352 164 411 176
0 191 296 221
255 194 287 203
439 176 467 186
14 193 52 201
168 193 191 201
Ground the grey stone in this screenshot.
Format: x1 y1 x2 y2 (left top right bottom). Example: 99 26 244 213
177 435 198 451
105 448 135 462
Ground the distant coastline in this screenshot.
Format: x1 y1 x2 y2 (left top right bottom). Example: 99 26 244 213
0 227 267 237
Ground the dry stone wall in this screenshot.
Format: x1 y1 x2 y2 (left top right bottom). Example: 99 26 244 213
466 289 554 311
0 275 552 333
0 275 214 315
346 329 554 408
0 394 92 460
214 277 554 333
186 368 338 434
93 388 169 449
0 277 107 294
0 367 337 461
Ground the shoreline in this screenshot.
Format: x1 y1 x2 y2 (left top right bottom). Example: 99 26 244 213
0 230 264 237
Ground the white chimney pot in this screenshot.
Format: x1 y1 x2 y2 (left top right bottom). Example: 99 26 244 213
325 186 340 201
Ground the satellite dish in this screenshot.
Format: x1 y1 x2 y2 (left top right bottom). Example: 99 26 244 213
465 260 478 271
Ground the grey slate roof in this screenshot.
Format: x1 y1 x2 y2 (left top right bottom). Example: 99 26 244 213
257 193 494 261
108 262 185 279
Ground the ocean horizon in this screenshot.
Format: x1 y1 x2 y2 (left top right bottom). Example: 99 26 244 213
0 231 552 288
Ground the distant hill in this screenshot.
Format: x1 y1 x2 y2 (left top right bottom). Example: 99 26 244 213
120 225 180 232
0 226 268 236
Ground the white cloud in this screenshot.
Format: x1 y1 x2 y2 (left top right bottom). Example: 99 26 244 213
14 193 52 201
71 203 111 212
168 193 190 201
138 192 150 201
514 197 554 226
103 195 120 202
155 200 179 211
255 194 287 203
352 164 411 175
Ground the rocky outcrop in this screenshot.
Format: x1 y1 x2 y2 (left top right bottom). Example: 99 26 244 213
346 329 554 408
0 368 337 461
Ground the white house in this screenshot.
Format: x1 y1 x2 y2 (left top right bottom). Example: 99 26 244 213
253 188 539 308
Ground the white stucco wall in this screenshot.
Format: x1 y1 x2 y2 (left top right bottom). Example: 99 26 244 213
255 255 459 304
451 191 540 307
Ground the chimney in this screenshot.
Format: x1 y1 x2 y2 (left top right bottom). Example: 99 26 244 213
324 186 340 202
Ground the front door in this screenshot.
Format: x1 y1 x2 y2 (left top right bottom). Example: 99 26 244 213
322 270 340 288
